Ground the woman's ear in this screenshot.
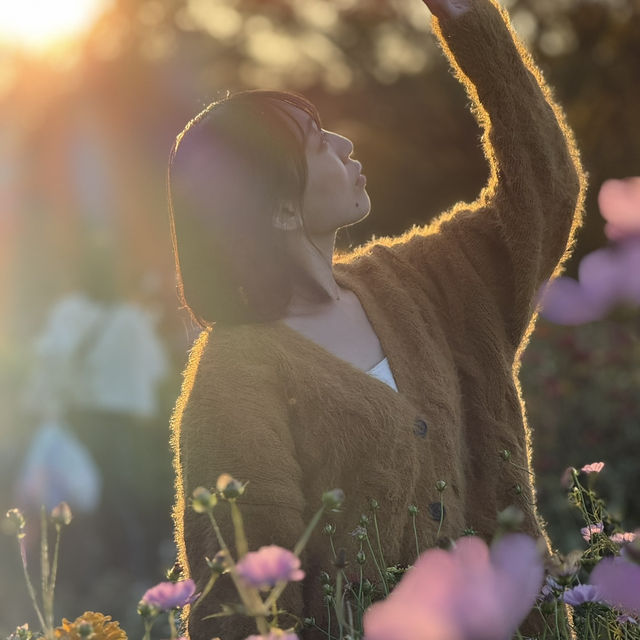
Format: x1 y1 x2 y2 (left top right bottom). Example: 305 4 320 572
272 203 302 231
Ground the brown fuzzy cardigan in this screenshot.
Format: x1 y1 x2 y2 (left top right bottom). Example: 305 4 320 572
170 1 587 638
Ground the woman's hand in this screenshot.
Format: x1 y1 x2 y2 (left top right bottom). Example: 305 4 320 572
421 0 473 20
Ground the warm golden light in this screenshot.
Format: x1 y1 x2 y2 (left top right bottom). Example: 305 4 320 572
0 0 111 51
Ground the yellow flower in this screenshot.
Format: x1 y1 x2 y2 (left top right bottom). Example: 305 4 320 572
55 612 127 640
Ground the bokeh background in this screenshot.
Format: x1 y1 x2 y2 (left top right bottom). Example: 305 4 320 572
1 0 638 636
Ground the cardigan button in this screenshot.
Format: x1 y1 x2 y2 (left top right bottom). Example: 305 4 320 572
413 418 428 438
428 502 445 521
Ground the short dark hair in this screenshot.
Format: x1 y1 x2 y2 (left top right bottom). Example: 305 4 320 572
168 90 323 327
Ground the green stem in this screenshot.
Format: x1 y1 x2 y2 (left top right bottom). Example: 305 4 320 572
189 573 219 613
206 512 269 636
335 571 344 639
40 507 53 636
411 511 420 560
328 536 359 603
508 460 535 476
18 537 48 634
230 501 248 559
141 618 155 640
436 495 445 540
47 524 62 629
168 610 178 640
371 510 387 583
264 503 327 611
364 533 388 596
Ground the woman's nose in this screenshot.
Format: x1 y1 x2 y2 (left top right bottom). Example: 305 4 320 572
332 132 354 160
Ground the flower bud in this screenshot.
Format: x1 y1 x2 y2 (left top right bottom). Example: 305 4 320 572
462 527 478 536
356 550 366 565
497 505 524 531
351 526 367 542
560 467 578 489
436 536 454 550
333 548 349 570
137 600 158 619
191 487 217 513
361 579 373 595
513 484 523 495
359 514 370 526
76 620 94 638
369 498 379 511
319 571 331 585
4 508 25 537
435 480 447 493
206 551 228 574
215 474 246 500
166 561 183 582
408 505 418 516
303 617 316 628
8 624 33 640
322 489 345 511
322 523 336 536
51 502 73 527
322 583 334 596
499 449 511 461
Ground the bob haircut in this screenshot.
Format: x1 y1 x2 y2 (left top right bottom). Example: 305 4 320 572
168 89 325 327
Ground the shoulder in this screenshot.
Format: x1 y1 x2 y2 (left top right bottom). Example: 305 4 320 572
182 324 289 396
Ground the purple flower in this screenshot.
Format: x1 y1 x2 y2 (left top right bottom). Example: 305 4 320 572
562 584 602 606
244 633 299 640
363 533 544 640
610 532 637 545
590 556 640 615
236 546 305 590
581 522 604 542
141 579 197 611
581 462 605 474
617 614 638 625
536 277 608 325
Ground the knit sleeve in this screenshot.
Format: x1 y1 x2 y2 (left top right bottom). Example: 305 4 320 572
343 0 586 356
171 331 308 640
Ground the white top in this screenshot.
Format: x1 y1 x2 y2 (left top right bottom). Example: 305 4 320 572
366 357 399 392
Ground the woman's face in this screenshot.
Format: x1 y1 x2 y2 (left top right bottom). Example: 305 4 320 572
279 104 371 237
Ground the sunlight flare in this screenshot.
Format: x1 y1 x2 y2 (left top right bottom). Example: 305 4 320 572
0 0 111 51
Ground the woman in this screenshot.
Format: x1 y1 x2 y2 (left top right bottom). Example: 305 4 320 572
169 0 587 638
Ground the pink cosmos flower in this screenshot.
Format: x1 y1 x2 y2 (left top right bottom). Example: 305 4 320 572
141 579 197 611
562 584 602 607
236 545 305 590
581 462 605 474
598 177 640 241
581 523 604 542
536 177 640 325
610 532 638 545
590 556 640 615
363 534 544 640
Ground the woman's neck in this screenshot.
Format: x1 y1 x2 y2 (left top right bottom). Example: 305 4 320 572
284 230 342 317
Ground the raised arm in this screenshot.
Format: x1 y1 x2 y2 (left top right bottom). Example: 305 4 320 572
171 331 307 640
342 0 587 356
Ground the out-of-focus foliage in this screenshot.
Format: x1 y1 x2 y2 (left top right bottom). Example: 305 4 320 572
520 311 640 553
